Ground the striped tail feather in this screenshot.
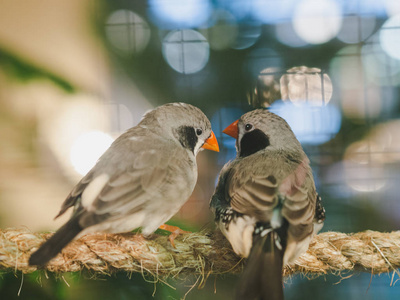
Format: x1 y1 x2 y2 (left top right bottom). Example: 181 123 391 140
29 217 83 266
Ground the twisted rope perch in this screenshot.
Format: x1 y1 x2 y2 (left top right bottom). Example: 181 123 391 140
1 228 400 279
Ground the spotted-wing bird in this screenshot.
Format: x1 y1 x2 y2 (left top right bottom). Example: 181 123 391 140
210 109 324 300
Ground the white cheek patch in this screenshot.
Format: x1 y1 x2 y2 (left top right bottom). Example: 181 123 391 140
237 131 244 153
220 215 255 258
81 173 110 209
194 138 205 155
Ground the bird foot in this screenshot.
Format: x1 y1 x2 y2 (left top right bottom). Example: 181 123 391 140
158 224 190 248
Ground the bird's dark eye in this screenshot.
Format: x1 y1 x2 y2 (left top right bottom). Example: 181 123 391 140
196 128 203 136
245 124 253 131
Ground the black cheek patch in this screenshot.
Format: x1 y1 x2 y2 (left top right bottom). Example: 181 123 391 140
239 129 270 157
177 126 198 153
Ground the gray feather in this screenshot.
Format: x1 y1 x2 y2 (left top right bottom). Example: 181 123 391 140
211 109 323 299
31 103 215 266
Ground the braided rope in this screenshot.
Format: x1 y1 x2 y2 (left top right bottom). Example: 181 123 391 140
1 228 399 278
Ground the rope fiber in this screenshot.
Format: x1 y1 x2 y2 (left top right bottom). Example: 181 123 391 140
1 228 399 279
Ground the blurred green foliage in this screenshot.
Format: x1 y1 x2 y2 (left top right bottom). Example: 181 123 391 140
0 49 75 93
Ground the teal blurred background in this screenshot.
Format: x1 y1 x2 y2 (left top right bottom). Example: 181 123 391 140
0 0 400 299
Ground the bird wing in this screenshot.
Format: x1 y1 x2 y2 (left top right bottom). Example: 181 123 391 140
95 154 168 213
228 172 279 222
227 155 316 233
55 170 94 219
55 128 185 229
281 175 315 242
77 143 175 227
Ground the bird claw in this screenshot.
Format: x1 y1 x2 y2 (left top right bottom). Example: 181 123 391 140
159 224 190 248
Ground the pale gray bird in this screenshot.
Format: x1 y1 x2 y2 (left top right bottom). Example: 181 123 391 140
210 109 324 300
29 102 219 266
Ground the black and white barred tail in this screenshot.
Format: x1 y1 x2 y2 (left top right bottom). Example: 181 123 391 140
235 220 288 300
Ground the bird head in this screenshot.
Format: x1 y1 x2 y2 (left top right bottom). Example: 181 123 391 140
141 103 219 155
223 109 301 157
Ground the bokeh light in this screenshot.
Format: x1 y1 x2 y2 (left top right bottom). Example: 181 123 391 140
199 10 238 51
344 120 400 193
245 47 283 78
105 10 151 56
379 14 400 61
280 66 333 106
384 0 400 17
340 1 386 16
330 45 363 90
221 0 252 21
340 85 387 120
337 15 376 44
344 140 386 192
251 0 296 24
275 22 308 48
293 0 342 44
362 33 400 86
269 100 341 145
40 96 112 180
70 131 114 176
148 0 212 29
330 44 399 121
367 120 400 164
162 29 210 74
231 21 262 50
248 67 282 108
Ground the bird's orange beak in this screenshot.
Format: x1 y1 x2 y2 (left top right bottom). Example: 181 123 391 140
223 120 239 139
202 131 219 152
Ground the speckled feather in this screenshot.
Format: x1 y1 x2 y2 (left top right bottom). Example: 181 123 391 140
211 109 323 300
212 110 318 260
